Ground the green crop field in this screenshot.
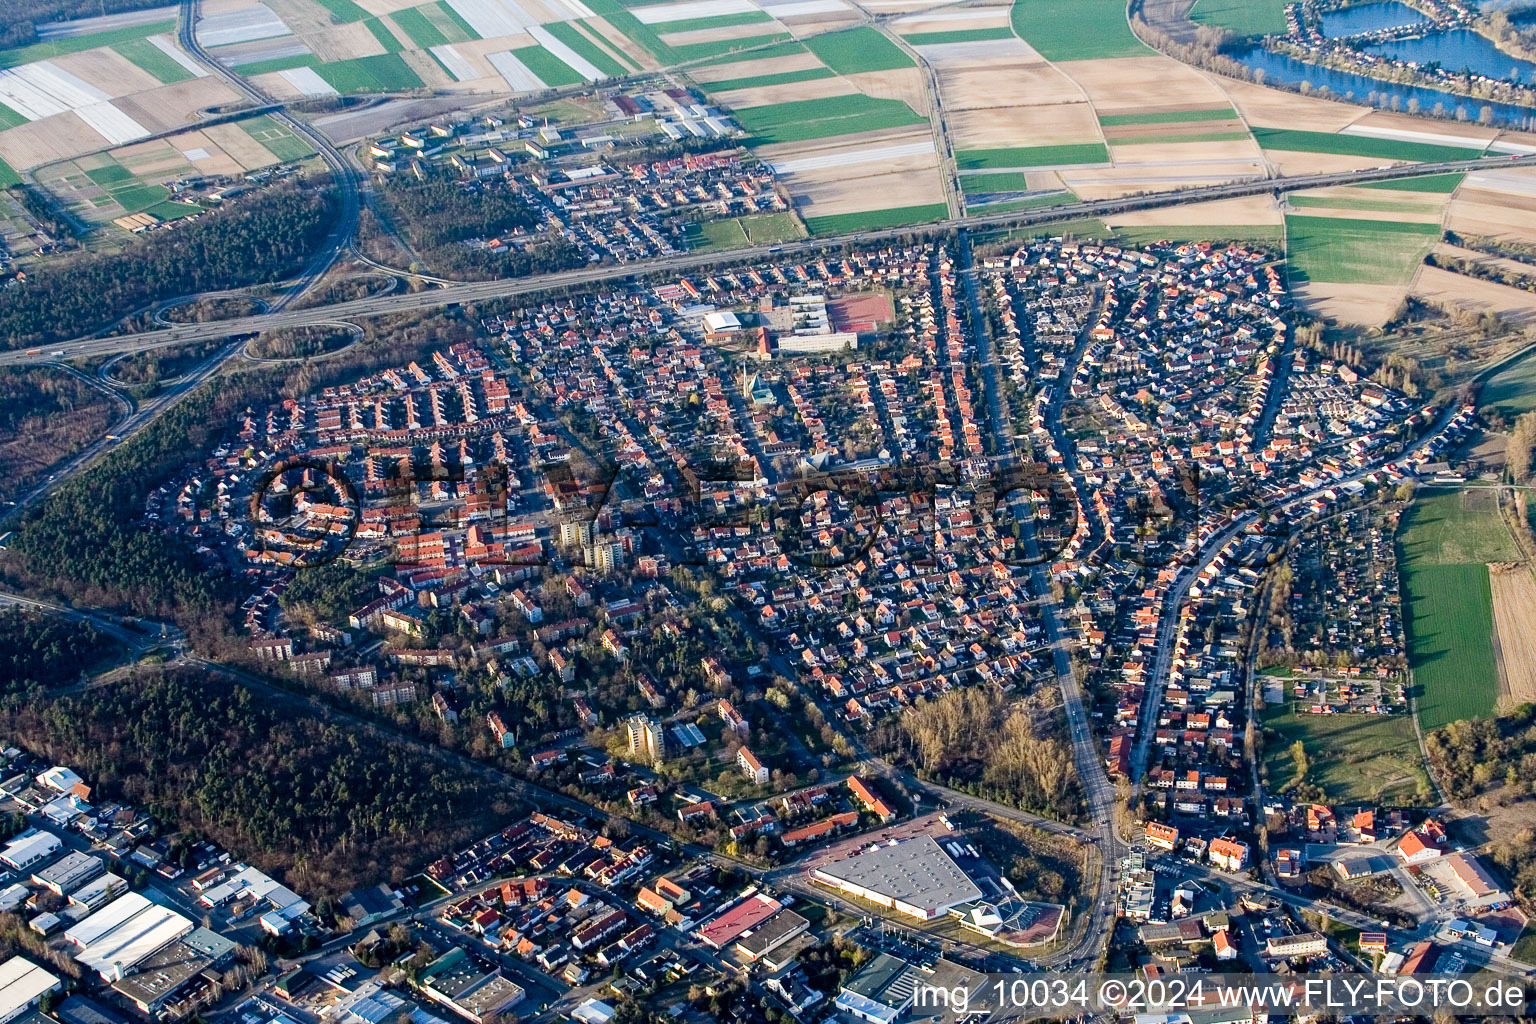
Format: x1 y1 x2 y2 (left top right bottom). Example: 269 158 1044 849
0 20 176 68
541 21 629 76
315 53 424 92
688 211 805 250
968 192 1077 214
956 143 1109 169
1262 696 1430 803
438 1 483 39
392 6 457 47
1252 127 1485 161
1399 488 1518 731
584 0 786 63
733 94 926 145
147 199 204 220
85 163 135 188
1009 0 1148 60
229 53 317 75
702 39 807 63
1288 195 1439 213
314 0 371 21
0 101 26 130
1099 108 1237 126
1187 0 1287 36
1111 131 1251 145
903 27 1015 44
363 17 406 52
0 157 19 189
511 45 584 86
696 67 834 92
1284 214 1439 284
651 10 771 32
111 38 196 84
1361 172 1464 192
804 27 913 73
959 172 1034 192
1482 348 1536 419
805 203 948 235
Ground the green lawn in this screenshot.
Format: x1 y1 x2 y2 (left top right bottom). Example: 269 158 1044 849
541 21 629 76
1398 488 1517 731
1482 347 1536 419
1361 171 1464 192
0 156 19 189
733 94 926 145
1252 127 1485 162
238 115 315 163
1262 696 1430 803
1099 107 1237 126
1187 0 1286 36
805 203 948 235
1111 130 1251 145
804 26 913 73
511 45 584 86
111 38 196 84
1284 214 1439 285
1288 195 1439 213
956 143 1109 169
363 17 406 52
688 212 805 250
1009 0 1148 60
696 66 835 92
0 101 26 130
313 0 371 21
960 171 1035 192
903 27 1015 44
315 53 424 92
0 20 176 68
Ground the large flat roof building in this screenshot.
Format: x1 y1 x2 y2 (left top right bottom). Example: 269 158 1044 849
811 836 982 920
66 893 193 982
32 852 103 896
0 958 60 1024
0 833 60 873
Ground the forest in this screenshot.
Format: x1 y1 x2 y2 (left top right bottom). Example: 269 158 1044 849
0 367 115 502
870 685 1086 823
0 606 117 693
0 182 339 348
0 666 520 894
1424 706 1536 800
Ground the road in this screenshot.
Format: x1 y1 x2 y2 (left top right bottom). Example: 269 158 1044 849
2 155 1525 372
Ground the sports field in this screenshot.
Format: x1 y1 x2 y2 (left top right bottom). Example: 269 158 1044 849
733 95 926 145
804 27 913 73
1399 488 1521 731
1099 107 1236 126
1482 348 1536 419
804 202 948 234
956 143 1109 169
1187 0 1286 36
687 211 805 250
1252 127 1485 162
238 115 315 162
1008 0 1148 61
1262 696 1430 804
1284 214 1439 284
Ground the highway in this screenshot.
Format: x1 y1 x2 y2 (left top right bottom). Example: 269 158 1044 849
1 155 1526 371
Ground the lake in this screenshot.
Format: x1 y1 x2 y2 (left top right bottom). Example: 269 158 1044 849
1362 27 1536 82
1319 2 1427 38
1235 45 1536 127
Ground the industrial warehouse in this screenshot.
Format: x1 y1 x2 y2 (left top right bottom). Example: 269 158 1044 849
810 836 983 921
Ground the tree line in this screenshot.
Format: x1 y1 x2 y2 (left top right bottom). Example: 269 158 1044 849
0 181 339 348
0 0 171 51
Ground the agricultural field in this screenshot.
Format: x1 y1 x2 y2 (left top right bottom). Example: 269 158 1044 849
731 94 926 145
1284 214 1440 284
1398 488 1523 731
1261 696 1431 804
1482 348 1536 420
1447 166 1536 246
1252 127 1486 162
1186 0 1287 37
956 143 1109 169
802 26 912 73
802 202 947 234
1007 0 1148 60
